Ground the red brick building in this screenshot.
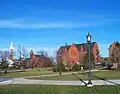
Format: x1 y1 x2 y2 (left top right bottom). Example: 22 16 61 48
57 42 100 66
29 50 52 67
109 42 116 57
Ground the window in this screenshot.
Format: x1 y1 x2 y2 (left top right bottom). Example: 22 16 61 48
71 50 76 56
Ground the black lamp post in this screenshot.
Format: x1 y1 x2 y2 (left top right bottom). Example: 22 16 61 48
86 32 93 87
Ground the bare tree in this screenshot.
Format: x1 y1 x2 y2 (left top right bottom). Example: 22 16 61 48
29 55 36 69
0 51 9 61
49 56 55 66
0 51 9 72
82 50 94 70
17 45 29 69
22 47 29 67
22 47 28 58
18 44 22 60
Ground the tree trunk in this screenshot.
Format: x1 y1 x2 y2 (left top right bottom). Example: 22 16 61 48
83 63 88 70
93 62 96 68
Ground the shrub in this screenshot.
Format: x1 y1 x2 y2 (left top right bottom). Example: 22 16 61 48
72 63 80 71
52 62 66 72
52 67 57 72
4 70 7 74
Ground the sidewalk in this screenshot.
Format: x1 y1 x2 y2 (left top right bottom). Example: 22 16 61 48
1 78 120 86
0 69 111 86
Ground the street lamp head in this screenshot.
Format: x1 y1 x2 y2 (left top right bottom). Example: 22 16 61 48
86 32 92 42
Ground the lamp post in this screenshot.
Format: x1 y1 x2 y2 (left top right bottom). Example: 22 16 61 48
86 32 93 87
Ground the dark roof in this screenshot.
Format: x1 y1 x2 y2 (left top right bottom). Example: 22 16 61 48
35 55 41 57
35 55 48 58
34 55 52 64
58 42 96 54
34 55 50 60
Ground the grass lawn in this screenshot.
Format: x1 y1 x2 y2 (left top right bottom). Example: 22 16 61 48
0 68 57 78
95 65 105 69
0 85 120 94
28 70 120 80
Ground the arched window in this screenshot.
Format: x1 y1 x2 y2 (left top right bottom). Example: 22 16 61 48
71 50 76 56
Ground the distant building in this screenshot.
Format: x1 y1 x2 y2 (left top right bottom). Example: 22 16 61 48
29 50 52 67
108 42 116 57
8 42 25 67
57 42 100 66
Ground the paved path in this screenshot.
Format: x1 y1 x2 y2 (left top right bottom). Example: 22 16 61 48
0 70 25 74
0 78 120 86
0 69 114 86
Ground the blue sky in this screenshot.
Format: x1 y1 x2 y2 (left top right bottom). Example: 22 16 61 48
0 0 120 57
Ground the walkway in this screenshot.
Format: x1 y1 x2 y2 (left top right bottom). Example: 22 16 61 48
0 78 120 86
0 70 119 86
0 69 115 86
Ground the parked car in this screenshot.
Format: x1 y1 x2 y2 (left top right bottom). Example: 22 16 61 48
101 62 108 66
101 62 113 69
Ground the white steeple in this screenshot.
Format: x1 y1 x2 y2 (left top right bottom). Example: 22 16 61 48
9 41 14 52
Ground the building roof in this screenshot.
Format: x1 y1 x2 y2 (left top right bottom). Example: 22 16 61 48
58 42 96 54
29 55 52 67
34 55 50 60
35 55 46 57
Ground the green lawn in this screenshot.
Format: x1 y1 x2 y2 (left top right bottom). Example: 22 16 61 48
0 68 57 78
29 70 120 80
0 85 120 94
95 65 105 69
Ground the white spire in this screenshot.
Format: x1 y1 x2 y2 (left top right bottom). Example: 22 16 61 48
9 41 14 51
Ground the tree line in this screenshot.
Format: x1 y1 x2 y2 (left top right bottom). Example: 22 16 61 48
0 45 56 71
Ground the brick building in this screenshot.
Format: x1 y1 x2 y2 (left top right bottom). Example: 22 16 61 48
57 42 100 67
109 42 116 57
108 42 119 68
29 50 52 67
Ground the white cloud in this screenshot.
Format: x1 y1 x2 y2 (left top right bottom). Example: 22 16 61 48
0 19 103 29
0 20 23 28
1 13 120 29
